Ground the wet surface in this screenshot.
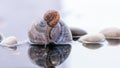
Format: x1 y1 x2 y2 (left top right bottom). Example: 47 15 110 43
28 43 71 67
0 40 120 68
1 0 120 68
0 42 71 68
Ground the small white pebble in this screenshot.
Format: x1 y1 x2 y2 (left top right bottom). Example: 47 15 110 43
1 36 17 46
79 33 105 43
100 27 120 39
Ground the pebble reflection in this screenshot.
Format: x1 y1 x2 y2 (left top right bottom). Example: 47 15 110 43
82 43 103 50
106 39 120 46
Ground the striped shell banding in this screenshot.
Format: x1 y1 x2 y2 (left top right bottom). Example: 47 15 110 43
28 10 72 44
44 10 60 27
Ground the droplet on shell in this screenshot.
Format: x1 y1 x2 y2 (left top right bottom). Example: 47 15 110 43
1 36 17 46
44 10 60 27
78 33 105 44
100 27 120 39
70 28 87 41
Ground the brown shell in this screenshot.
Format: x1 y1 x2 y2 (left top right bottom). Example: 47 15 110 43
44 10 60 27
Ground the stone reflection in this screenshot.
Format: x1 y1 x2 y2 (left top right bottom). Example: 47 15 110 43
28 43 71 68
8 46 17 51
82 43 103 50
106 39 120 46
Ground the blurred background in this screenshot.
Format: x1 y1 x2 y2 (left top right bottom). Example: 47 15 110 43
0 0 61 41
61 0 120 33
0 0 120 41
0 0 120 68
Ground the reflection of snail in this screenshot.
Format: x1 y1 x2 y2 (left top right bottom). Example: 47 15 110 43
28 10 72 44
28 43 71 68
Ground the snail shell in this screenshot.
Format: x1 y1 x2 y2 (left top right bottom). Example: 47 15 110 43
28 19 48 44
44 10 60 27
28 19 72 44
50 20 72 44
28 10 72 44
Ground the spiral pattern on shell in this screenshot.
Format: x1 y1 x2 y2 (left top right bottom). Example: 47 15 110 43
44 10 60 27
28 10 72 44
28 19 47 44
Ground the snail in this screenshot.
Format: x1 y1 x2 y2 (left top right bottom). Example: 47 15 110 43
28 10 72 45
28 43 71 68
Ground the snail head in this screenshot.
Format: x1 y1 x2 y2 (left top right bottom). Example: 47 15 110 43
44 10 60 27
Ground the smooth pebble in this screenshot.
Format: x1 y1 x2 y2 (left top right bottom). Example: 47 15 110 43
70 28 87 41
1 36 17 46
79 33 105 43
100 27 120 39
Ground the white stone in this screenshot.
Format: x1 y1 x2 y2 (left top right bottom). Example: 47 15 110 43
79 33 105 43
1 36 17 46
100 27 120 39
